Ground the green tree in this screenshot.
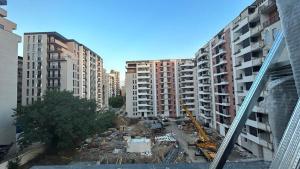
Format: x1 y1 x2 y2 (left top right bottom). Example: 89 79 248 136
109 96 124 108
95 111 116 133
14 90 97 151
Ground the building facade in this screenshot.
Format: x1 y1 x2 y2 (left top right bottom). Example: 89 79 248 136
211 26 236 137
196 43 215 128
125 59 197 118
110 70 121 96
232 0 281 160
0 2 21 153
177 59 198 117
17 56 23 105
21 32 104 107
194 0 283 160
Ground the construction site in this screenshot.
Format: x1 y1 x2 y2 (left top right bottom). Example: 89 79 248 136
75 105 254 165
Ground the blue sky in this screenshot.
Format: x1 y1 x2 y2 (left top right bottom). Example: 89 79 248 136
7 0 253 85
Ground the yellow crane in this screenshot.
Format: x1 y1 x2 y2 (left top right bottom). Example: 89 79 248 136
180 99 217 161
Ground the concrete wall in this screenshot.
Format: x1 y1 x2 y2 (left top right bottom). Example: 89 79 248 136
0 28 21 149
276 0 300 96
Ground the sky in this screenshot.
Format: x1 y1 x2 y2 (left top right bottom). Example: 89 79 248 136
7 0 253 85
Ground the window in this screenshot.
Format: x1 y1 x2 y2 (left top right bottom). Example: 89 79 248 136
27 80 29 86
0 24 4 30
32 80 34 86
244 67 252 76
38 35 42 43
249 126 258 137
27 62 30 69
32 62 35 69
32 88 34 95
27 71 30 78
32 71 35 78
26 89 29 96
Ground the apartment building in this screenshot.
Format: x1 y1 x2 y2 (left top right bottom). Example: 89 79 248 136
103 69 110 108
193 0 283 160
196 44 215 128
110 70 121 96
231 0 281 160
125 59 197 118
126 61 156 118
177 59 198 117
0 0 21 153
96 57 104 109
155 60 177 118
211 26 236 136
22 32 104 106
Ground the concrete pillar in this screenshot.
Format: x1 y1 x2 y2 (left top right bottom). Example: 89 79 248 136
276 0 300 96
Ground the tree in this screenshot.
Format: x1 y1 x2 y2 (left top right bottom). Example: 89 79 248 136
109 96 124 108
14 90 97 151
95 111 117 133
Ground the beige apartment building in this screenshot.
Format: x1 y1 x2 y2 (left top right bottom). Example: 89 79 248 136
125 59 197 118
21 32 104 108
0 0 21 153
106 70 121 98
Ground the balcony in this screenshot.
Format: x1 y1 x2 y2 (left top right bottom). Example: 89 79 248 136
212 49 227 58
137 75 150 79
213 59 227 67
216 100 230 106
236 57 264 70
251 41 265 51
263 12 280 28
234 31 251 44
215 89 229 95
213 39 226 48
249 8 259 22
233 36 240 43
236 74 257 83
241 133 273 149
199 105 211 111
246 119 271 132
214 79 229 86
250 25 263 36
216 110 231 118
137 69 150 73
0 7 7 17
199 51 208 58
259 0 276 14
198 60 209 65
199 98 211 103
235 45 252 57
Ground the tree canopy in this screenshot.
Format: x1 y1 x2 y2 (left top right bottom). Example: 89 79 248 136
109 96 124 108
14 90 116 151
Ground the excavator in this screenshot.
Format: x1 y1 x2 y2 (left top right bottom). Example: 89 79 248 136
180 99 217 161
